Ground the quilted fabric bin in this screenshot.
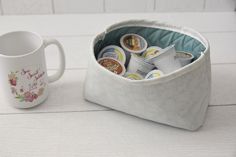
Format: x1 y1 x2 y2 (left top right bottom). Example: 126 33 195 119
84 20 211 131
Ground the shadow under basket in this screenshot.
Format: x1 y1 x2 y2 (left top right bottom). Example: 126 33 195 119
84 20 211 131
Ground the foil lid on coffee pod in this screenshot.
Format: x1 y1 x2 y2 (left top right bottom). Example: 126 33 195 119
175 51 194 67
145 70 164 79
98 57 126 76
98 45 126 64
142 46 162 59
124 72 143 80
120 33 147 54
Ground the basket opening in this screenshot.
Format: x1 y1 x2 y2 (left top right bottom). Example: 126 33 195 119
94 26 206 62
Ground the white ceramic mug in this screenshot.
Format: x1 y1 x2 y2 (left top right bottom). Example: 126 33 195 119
0 31 65 108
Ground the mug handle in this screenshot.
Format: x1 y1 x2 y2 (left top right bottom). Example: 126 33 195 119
43 39 66 83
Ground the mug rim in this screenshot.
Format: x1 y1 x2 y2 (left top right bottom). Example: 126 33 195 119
0 31 43 58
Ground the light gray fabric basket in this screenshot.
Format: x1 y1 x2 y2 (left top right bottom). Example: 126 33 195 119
84 20 211 131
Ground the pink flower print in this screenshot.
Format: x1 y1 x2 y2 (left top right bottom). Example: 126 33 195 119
32 92 38 100
24 91 34 102
8 72 17 86
9 69 45 102
9 79 17 86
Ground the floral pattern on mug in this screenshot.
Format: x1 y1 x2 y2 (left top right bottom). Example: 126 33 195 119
8 68 46 102
8 72 18 86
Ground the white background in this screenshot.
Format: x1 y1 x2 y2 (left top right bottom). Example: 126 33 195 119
0 0 235 15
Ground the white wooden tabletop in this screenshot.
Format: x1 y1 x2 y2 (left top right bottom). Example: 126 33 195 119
0 12 236 156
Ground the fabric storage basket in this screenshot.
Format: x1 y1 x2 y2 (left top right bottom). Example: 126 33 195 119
84 20 211 131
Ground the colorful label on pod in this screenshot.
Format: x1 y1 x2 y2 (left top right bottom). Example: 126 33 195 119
145 70 164 79
124 72 143 80
120 34 147 53
98 45 126 64
142 46 162 59
98 57 125 75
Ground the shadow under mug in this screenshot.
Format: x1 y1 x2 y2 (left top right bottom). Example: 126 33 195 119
0 31 65 108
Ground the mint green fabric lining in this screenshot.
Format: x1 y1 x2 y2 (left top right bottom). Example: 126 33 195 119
94 26 206 60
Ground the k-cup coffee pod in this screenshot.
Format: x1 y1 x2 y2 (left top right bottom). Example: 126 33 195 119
98 45 126 64
127 53 155 76
175 51 194 67
98 57 126 76
145 70 164 79
120 33 148 54
145 45 181 74
124 72 143 80
142 46 162 59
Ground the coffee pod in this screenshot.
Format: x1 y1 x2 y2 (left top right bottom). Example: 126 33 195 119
142 46 162 59
175 51 194 67
145 45 181 74
120 33 148 67
145 70 164 79
127 53 155 76
124 72 143 80
98 45 126 64
120 34 147 61
120 33 148 54
98 57 126 76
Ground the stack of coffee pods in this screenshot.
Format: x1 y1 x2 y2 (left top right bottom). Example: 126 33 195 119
97 45 126 76
97 33 194 80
